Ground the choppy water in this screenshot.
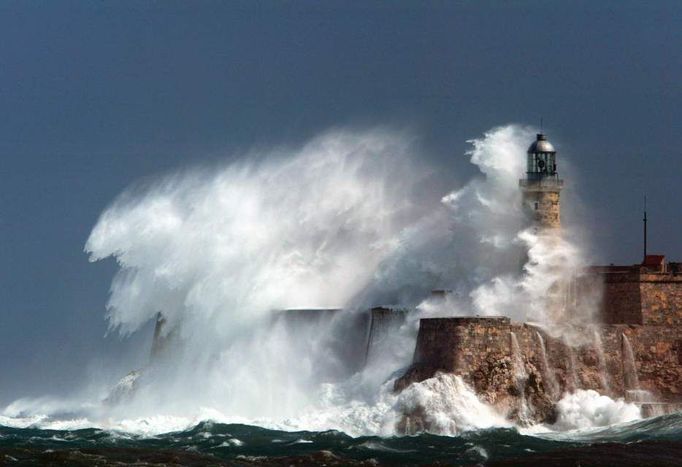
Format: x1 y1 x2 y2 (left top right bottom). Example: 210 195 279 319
2 412 682 466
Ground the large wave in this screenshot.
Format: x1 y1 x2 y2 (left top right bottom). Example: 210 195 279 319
2 125 630 438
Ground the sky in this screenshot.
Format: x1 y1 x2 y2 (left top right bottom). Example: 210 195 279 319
0 1 681 401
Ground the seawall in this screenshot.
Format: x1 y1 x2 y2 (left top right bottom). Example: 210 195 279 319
395 317 682 423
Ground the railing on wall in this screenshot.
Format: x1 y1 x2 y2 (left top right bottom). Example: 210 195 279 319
519 177 564 188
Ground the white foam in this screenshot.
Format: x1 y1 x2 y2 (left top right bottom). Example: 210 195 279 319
0 414 94 432
551 389 641 431
393 373 510 435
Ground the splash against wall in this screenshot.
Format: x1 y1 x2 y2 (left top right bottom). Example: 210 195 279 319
3 125 618 436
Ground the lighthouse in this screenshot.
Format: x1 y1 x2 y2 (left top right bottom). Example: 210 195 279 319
519 133 563 230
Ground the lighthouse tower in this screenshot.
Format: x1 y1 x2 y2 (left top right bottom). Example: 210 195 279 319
519 133 564 230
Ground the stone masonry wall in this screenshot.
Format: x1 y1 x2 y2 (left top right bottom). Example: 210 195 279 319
601 272 682 325
365 307 407 365
395 317 682 424
522 190 561 229
640 277 682 325
601 276 643 324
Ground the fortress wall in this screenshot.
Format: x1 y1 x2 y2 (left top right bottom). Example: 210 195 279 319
601 275 643 324
601 273 682 325
412 317 512 372
640 276 682 325
396 317 682 422
614 325 682 399
540 324 681 401
364 307 407 365
277 308 371 377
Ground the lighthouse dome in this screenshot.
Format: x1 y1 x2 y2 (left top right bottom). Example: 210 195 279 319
527 133 555 154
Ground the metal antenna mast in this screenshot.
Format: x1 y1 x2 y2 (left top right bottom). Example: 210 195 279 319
643 195 648 261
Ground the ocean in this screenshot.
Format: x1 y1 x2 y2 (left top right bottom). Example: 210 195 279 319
2 412 682 466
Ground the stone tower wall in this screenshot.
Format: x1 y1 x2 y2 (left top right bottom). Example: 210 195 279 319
522 188 561 229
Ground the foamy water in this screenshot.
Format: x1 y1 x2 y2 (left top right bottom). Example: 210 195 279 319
0 374 641 439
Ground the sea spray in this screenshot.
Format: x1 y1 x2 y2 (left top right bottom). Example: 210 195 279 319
393 373 510 436
535 331 559 399
510 332 531 423
82 125 549 429
471 230 600 334
551 389 641 431
86 130 429 337
622 334 640 391
567 346 580 392
593 328 611 393
2 125 615 438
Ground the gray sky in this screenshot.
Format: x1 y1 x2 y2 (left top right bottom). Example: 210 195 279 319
1 1 681 402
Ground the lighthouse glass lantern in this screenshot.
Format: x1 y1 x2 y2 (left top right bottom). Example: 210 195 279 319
527 133 557 179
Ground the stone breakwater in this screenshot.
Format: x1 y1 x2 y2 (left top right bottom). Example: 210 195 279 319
394 317 682 425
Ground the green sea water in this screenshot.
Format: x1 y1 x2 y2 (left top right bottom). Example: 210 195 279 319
2 412 682 466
